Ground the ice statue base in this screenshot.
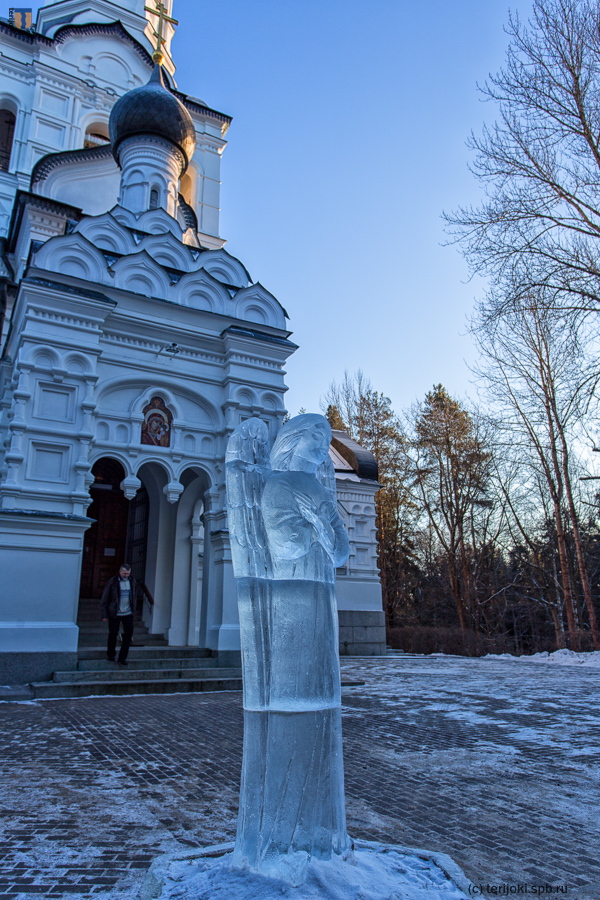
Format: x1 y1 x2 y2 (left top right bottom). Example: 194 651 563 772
137 839 472 900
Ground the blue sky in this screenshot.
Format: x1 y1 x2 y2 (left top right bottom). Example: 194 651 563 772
173 0 534 417
34 0 534 417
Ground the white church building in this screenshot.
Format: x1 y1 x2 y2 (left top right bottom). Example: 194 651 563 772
0 0 385 684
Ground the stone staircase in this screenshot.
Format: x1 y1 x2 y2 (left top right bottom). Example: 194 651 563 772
75 595 167 650
28 598 242 699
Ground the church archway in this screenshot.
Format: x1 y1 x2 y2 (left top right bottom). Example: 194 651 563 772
80 457 129 598
168 466 210 646
80 457 151 602
79 458 213 647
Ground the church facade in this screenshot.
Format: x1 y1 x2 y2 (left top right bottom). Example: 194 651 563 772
0 0 385 684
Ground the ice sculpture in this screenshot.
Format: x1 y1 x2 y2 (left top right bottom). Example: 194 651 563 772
226 414 351 885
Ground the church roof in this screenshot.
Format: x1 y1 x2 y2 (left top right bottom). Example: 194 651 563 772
31 144 113 188
331 430 379 481
109 64 197 168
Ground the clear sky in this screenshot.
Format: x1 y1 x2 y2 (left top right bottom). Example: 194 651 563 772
35 0 534 417
172 0 534 417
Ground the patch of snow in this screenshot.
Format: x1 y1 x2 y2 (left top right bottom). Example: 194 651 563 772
485 650 600 667
144 842 470 900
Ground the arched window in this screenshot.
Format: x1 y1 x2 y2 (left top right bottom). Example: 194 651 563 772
180 171 193 206
149 187 160 210
0 109 16 172
83 123 109 149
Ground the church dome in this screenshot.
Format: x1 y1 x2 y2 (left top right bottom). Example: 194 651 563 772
109 65 196 169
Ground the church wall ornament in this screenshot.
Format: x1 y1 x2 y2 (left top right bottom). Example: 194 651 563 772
141 395 172 447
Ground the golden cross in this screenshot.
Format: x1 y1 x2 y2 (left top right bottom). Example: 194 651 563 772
144 0 178 65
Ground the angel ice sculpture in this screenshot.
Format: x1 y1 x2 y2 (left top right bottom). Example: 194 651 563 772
226 414 351 885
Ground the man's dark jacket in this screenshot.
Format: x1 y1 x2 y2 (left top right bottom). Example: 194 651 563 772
100 575 141 618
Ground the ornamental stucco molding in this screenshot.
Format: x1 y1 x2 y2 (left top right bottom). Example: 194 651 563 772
101 332 223 364
31 64 111 98
195 134 227 153
226 353 283 371
26 307 103 332
0 59 35 84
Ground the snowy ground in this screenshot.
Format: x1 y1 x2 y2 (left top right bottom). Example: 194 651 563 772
0 654 598 899
484 648 600 667
144 841 471 900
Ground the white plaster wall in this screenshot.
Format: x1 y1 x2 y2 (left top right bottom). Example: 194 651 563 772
0 513 87 652
335 477 383 614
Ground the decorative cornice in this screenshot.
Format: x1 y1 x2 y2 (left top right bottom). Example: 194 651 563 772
31 145 113 186
11 192 82 219
0 57 36 84
102 331 223 364
26 306 104 330
226 353 283 371
7 191 83 254
0 19 152 60
53 21 153 64
0 20 48 46
0 507 91 522
173 90 232 131
24 276 113 304
222 325 297 349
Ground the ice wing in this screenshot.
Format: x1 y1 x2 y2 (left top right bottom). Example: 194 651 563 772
226 417 271 578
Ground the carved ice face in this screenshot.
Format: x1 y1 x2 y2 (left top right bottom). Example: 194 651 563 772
270 414 332 472
288 425 330 473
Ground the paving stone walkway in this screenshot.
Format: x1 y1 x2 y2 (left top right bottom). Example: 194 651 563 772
0 655 598 899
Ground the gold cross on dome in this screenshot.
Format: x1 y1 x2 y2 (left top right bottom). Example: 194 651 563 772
145 0 178 65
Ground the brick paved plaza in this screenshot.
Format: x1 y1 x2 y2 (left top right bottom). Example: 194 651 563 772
0 655 598 899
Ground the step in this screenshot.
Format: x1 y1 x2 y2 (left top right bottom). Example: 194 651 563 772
77 632 168 644
76 625 154 634
76 655 221 672
29 675 243 699
77 646 213 661
77 639 168 650
52 666 242 683
78 620 153 626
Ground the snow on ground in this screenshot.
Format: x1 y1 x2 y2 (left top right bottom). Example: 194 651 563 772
484 649 600 667
147 843 469 900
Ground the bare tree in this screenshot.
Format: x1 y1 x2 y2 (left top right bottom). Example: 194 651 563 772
446 0 600 319
475 303 600 648
322 372 415 627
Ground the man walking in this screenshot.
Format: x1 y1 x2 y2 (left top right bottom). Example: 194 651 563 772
100 564 139 665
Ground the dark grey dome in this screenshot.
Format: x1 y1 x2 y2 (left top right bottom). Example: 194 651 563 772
109 65 196 169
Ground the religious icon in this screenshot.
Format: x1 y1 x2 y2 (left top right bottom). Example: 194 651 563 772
141 396 172 447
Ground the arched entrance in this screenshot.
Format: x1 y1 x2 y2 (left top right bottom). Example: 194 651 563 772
79 458 213 648
134 463 211 646
80 457 149 599
80 458 129 598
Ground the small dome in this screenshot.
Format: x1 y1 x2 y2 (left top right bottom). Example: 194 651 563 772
109 65 196 170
